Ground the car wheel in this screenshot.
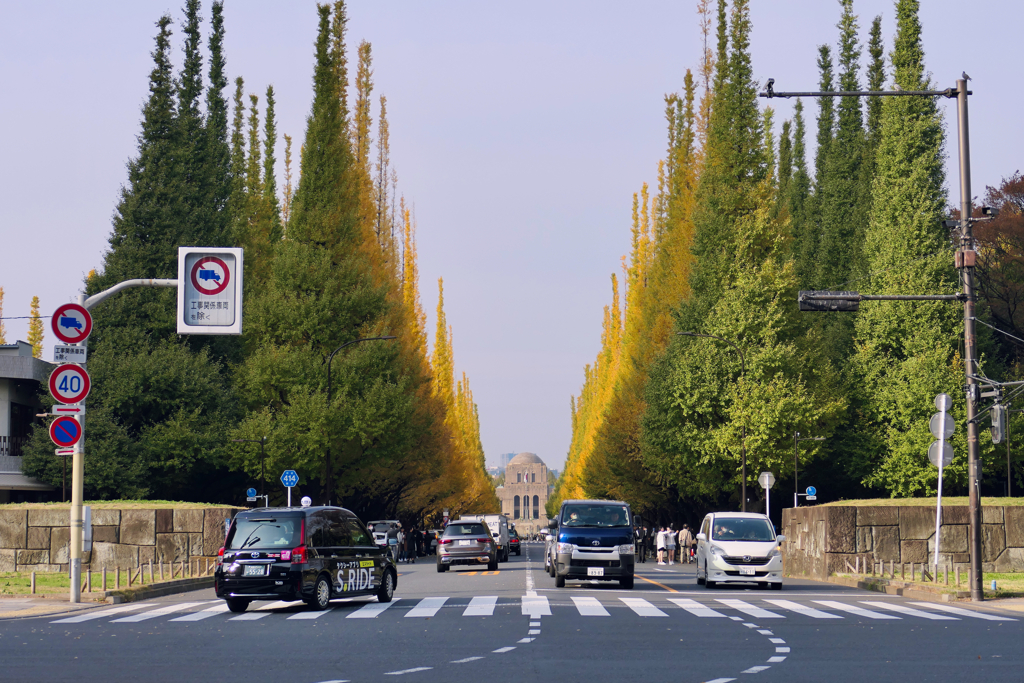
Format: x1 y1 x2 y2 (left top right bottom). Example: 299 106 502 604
226 598 250 613
436 561 445 573
696 562 705 585
312 575 332 610
619 576 634 589
771 582 783 591
487 559 498 571
706 580 716 588
376 569 395 603
555 574 565 588
516 549 521 556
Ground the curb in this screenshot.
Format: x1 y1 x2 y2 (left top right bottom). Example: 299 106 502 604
105 577 214 603
825 574 970 603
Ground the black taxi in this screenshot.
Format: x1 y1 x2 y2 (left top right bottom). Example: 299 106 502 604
215 505 397 613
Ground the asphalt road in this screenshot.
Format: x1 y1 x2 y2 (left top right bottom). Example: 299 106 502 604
1 543 1022 683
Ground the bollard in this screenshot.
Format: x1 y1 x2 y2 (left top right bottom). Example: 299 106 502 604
205 558 209 576
102 567 107 591
115 566 120 589
159 559 164 581
889 560 894 579
956 566 960 587
149 560 154 584
855 556 860 574
86 570 92 593
910 562 914 581
127 566 132 588
31 572 36 595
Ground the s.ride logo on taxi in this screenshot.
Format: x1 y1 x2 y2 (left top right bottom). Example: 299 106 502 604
338 566 375 591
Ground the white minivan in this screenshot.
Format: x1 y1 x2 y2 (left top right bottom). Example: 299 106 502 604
695 512 785 590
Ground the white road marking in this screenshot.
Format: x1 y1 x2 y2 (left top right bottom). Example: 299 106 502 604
255 600 295 611
705 679 737 683
522 595 551 617
384 667 432 675
229 611 271 621
667 598 726 618
287 608 334 620
51 604 149 623
769 638 785 644
492 646 516 653
528 629 541 635
111 602 208 622
715 599 784 619
861 601 957 620
813 600 899 620
571 596 610 616
463 596 497 616
406 597 447 618
776 647 790 653
757 630 774 635
347 600 397 618
451 657 484 664
529 621 540 627
741 665 771 673
765 599 842 619
620 597 668 617
169 603 231 621
517 637 534 643
767 656 787 663
908 602 1017 621
729 616 744 621
742 623 758 628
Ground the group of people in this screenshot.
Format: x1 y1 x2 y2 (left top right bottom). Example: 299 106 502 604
390 525 432 563
634 524 696 565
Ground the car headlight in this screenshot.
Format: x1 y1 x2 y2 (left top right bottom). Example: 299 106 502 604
768 546 781 558
557 542 574 553
617 544 635 555
710 545 724 557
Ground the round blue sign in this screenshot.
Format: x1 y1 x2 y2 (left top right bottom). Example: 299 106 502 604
806 486 817 496
246 488 257 497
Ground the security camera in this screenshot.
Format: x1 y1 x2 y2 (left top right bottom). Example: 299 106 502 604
981 206 1000 217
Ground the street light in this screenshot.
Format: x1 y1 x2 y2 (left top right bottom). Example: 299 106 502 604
325 336 397 504
793 431 825 508
678 331 749 512
232 436 267 498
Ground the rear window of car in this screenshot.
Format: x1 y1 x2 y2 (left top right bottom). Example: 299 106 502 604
711 517 775 542
226 517 302 550
444 523 488 536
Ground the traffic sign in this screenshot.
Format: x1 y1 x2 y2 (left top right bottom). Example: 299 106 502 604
758 472 776 489
53 344 88 364
806 495 817 501
928 441 954 467
51 304 92 344
935 393 953 412
49 365 91 404
55 448 74 457
806 486 817 496
246 487 257 498
52 404 85 416
281 470 299 487
177 247 244 335
49 416 82 448
929 412 955 440
246 497 258 502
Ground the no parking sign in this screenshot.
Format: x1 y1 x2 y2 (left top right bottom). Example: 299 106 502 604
50 416 82 448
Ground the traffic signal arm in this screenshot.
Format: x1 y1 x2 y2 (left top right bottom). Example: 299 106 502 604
798 291 964 312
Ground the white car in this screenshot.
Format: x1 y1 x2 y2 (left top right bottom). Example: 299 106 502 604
695 512 785 590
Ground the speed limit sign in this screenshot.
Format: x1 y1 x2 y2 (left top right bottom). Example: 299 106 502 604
49 365 91 404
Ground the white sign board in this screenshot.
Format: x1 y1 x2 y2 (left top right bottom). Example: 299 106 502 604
176 247 244 335
53 345 88 364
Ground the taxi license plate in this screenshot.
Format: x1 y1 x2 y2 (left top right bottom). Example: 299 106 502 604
587 567 604 577
458 540 471 546
739 567 756 576
243 565 267 577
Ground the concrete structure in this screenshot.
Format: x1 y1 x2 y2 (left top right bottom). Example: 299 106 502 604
782 504 1024 582
498 452 549 536
0 341 54 503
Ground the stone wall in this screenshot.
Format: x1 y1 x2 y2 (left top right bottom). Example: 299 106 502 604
782 505 1024 582
0 506 240 573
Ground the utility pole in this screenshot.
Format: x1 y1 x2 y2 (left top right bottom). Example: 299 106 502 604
763 76 984 601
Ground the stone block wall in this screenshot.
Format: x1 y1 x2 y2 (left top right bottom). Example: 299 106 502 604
0 506 240 573
781 505 1024 582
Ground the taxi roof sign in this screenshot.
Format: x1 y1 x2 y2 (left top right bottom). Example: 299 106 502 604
176 247 243 335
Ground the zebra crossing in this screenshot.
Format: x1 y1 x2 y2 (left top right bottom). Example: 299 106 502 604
49 593 1017 626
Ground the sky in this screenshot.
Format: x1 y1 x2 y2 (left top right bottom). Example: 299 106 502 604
2 1 1021 472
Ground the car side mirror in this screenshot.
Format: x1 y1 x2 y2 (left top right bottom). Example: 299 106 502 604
548 519 558 529
695 533 706 542
776 535 786 543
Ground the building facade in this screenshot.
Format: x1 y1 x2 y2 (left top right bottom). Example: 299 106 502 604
0 341 54 502
497 452 549 536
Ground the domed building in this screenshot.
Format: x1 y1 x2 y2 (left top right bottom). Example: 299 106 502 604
499 452 549 535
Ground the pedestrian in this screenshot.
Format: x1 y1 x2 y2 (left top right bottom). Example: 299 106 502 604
397 527 406 563
679 524 694 564
656 526 667 565
635 525 646 563
666 524 677 565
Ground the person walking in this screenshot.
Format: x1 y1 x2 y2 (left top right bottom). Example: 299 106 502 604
656 526 667 565
635 524 646 563
396 527 406 563
679 524 695 564
666 524 677 565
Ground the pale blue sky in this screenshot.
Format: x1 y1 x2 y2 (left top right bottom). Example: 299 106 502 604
2 1 1020 471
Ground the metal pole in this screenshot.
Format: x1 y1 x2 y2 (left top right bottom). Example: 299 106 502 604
1008 416 1012 498
69 293 86 604
957 77 983 602
260 437 266 499
794 432 799 509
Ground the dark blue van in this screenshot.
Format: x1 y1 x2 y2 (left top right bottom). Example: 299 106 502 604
547 499 639 589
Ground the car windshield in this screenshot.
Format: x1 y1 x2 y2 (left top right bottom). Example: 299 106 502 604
444 523 488 536
561 504 630 528
369 523 393 533
711 518 775 542
226 517 302 549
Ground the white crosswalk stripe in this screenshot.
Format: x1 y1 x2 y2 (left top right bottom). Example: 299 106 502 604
288 607 334 620
813 600 899 620
111 601 211 622
463 596 497 616
169 603 231 622
668 598 726 618
347 600 397 619
571 596 610 616
715 599 784 619
860 601 957 620
51 604 149 623
764 599 842 619
522 594 551 617
908 602 1017 621
621 597 668 617
406 597 447 618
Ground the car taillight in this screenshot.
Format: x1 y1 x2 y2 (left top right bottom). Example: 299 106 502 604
439 539 452 545
216 547 224 566
476 538 492 544
285 546 306 563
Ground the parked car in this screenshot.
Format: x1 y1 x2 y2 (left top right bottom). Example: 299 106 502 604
215 505 397 613
695 512 785 590
458 514 510 562
437 521 498 572
548 499 639 589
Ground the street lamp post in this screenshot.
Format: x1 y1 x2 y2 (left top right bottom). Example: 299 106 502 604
678 331 748 512
324 336 397 504
232 437 267 498
793 431 825 508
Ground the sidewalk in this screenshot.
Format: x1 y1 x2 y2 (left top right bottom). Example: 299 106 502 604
0 576 214 620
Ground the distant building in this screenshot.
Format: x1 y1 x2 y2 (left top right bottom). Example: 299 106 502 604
0 341 55 502
497 452 549 536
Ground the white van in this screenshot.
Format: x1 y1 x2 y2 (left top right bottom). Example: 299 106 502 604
458 514 511 562
695 512 785 590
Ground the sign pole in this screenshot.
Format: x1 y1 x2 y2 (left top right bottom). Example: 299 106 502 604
68 293 86 604
287 486 292 508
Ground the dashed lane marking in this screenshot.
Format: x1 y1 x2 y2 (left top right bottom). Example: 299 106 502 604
384 667 432 676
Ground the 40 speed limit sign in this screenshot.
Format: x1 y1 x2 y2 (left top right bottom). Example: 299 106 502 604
49 364 91 404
